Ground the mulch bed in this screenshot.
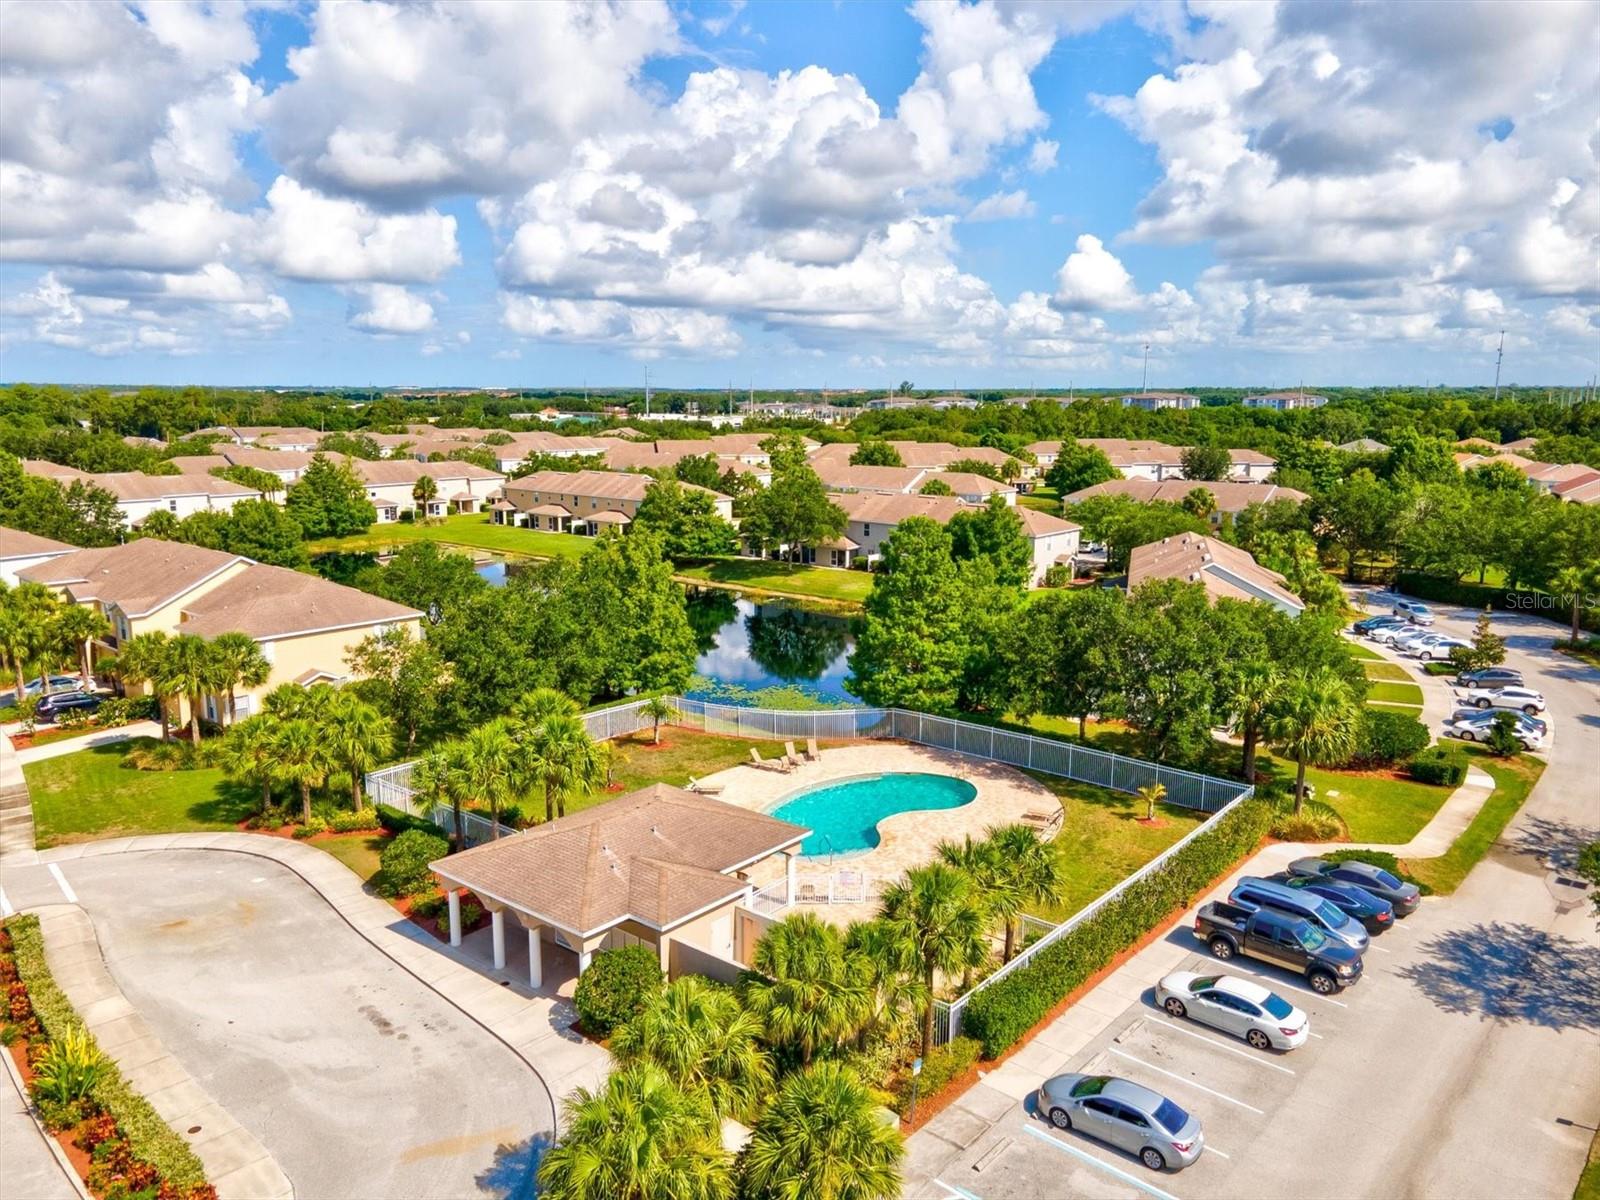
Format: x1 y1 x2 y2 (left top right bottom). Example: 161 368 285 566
897 1056 983 1135
6 718 139 753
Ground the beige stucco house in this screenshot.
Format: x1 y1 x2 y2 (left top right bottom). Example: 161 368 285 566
0 527 76 586
17 540 421 722
493 469 733 533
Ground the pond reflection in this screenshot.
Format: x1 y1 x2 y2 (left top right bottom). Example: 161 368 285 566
685 592 858 704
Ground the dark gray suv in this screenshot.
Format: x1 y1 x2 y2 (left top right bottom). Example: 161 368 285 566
1288 857 1422 916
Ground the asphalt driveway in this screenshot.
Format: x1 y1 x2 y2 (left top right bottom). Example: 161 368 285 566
59 850 553 1200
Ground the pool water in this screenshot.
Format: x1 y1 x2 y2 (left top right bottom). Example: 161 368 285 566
771 773 977 857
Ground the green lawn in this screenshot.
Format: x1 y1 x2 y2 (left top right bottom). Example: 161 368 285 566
676 558 874 605
1023 776 1208 921
313 832 390 885
1402 749 1545 894
25 739 256 848
1344 640 1383 661
1018 489 1062 516
1365 680 1425 706
306 513 589 560
1362 661 1413 683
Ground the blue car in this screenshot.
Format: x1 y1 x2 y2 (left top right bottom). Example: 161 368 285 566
1269 873 1394 935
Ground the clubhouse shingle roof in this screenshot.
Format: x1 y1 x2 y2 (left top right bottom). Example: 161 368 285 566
1128 534 1304 612
431 784 807 936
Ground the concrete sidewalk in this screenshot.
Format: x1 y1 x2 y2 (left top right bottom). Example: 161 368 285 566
32 904 293 1200
12 721 162 765
1 1023 85 1200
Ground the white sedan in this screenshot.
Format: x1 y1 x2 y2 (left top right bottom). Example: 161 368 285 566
1408 636 1469 662
1458 685 1546 714
1154 971 1309 1051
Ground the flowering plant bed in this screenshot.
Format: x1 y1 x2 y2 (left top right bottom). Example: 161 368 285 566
1 917 215 1200
398 888 492 942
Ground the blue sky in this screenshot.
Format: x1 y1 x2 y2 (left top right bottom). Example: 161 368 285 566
1 1 1595 389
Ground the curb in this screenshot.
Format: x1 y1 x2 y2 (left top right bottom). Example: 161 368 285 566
0 1022 91 1200
34 838 568 1144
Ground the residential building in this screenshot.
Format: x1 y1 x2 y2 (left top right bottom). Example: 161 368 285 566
807 441 1024 477
1061 479 1309 525
428 784 808 981
21 462 262 525
1454 451 1597 495
167 447 314 484
492 469 732 533
1226 448 1278 482
1120 392 1199 411
480 432 613 473
1127 534 1305 616
0 527 75 585
1079 439 1188 481
765 491 1078 583
1243 391 1328 411
16 539 421 721
1337 438 1389 453
1553 471 1600 504
347 459 506 521
208 426 322 451
812 461 1015 504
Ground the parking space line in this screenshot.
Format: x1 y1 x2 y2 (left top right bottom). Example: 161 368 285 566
1370 945 1391 954
936 1180 982 1200
1020 1125 1183 1200
1205 1144 1231 1160
47 863 77 904
1109 1048 1266 1114
1152 1017 1295 1074
0 886 12 918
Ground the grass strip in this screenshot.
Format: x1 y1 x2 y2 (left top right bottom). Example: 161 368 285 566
1402 751 1545 894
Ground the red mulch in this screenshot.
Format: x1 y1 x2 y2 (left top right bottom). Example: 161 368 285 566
898 1057 983 1134
229 821 395 846
396 890 491 942
1134 816 1168 828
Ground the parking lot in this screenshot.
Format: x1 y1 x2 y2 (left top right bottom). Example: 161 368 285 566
921 889 1599 1200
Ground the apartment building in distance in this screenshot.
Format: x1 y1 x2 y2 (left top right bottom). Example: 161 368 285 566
16 538 421 722
22 461 262 525
1 527 75 585
491 469 733 533
1120 392 1199 411
1243 391 1328 411
1027 440 1277 484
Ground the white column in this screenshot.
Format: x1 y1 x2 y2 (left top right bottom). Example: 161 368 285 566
447 888 461 947
577 949 592 976
786 852 797 905
527 926 543 990
491 909 506 970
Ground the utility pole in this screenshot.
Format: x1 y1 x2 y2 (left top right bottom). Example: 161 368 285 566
644 367 652 417
1141 343 1150 393
1492 330 1505 401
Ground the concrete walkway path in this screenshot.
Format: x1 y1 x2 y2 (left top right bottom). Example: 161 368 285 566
32 904 293 1200
12 720 162 765
0 736 38 866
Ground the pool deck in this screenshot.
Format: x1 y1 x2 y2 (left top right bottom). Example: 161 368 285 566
702 741 1061 916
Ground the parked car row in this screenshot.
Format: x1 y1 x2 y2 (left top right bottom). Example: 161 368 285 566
1357 616 1471 660
1443 707 1548 750
1038 855 1423 1174
2 675 84 707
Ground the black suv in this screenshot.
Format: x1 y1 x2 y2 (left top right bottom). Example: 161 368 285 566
35 690 102 723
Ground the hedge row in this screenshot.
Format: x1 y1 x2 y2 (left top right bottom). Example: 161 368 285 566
1408 747 1468 787
961 799 1273 1058
375 802 440 836
7 915 209 1192
1394 572 1598 633
892 1037 980 1115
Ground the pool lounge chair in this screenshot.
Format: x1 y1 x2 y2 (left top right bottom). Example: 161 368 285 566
784 741 803 768
687 776 725 795
805 738 821 761
749 747 791 773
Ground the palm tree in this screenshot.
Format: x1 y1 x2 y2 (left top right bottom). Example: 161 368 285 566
537 1064 732 1200
217 715 278 813
460 718 519 837
986 823 1062 962
611 976 773 1122
411 474 439 519
640 693 676 745
159 634 219 745
508 686 579 728
843 918 923 1048
739 913 870 1067
1551 565 1596 643
879 864 987 1059
1137 782 1167 822
522 711 604 822
106 631 170 738
0 582 57 702
412 744 472 848
1266 667 1362 814
325 690 393 811
739 1061 903 1200
52 605 110 689
1229 662 1282 783
263 680 329 720
935 835 1002 987
269 716 332 825
207 632 269 726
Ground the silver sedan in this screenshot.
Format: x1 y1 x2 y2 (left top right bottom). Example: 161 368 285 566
1155 970 1309 1050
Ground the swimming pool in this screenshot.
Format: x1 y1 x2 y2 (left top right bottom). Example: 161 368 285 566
771 773 978 857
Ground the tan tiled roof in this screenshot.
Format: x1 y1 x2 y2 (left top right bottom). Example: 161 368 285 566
836 491 967 523
431 784 807 936
99 472 260 501
165 455 232 474
1062 479 1308 511
1553 471 1600 503
1079 439 1186 467
18 541 242 616
528 503 571 517
1014 506 1081 537
504 469 726 505
814 462 927 493
587 510 632 524
347 458 504 485
1228 449 1277 466
177 563 420 639
22 460 89 480
1128 534 1304 612
0 527 76 560
1336 438 1389 453
926 471 1014 496
218 448 316 472
809 441 1018 471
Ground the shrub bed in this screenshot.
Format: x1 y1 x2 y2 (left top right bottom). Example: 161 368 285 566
891 1037 980 1117
961 798 1272 1059
1343 709 1430 768
1408 747 1467 787
375 803 438 836
573 945 663 1038
2 916 213 1199
377 828 450 897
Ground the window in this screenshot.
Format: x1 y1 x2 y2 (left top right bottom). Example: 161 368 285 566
1187 976 1218 993
1115 1104 1150 1129
1262 993 1294 1020
1069 1076 1110 1099
1082 1099 1118 1118
1152 1098 1190 1135
1296 924 1328 951
168 500 178 512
